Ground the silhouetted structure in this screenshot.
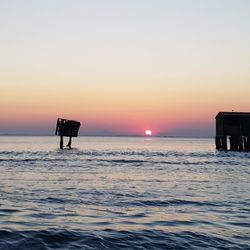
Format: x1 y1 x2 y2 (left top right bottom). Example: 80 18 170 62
215 112 250 151
55 118 81 149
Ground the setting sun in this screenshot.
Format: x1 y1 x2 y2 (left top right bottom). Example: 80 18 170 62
145 130 152 136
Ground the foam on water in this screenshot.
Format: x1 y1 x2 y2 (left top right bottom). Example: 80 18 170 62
0 136 249 249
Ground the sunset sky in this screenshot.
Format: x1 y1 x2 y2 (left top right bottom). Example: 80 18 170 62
1 0 250 136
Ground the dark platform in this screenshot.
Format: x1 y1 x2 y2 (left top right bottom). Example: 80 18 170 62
55 118 81 137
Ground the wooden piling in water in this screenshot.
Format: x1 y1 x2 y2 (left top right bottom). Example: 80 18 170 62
245 136 250 152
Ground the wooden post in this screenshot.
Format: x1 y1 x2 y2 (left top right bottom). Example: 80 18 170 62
238 136 243 151
222 136 227 151
215 136 220 150
247 136 250 152
243 136 247 151
67 137 72 149
60 135 64 149
230 136 238 151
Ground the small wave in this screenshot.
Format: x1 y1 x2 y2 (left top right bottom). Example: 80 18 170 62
0 158 67 163
126 199 221 208
0 229 248 249
1 149 249 169
38 197 80 205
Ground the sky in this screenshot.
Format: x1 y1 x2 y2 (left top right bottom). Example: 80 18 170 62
0 0 250 136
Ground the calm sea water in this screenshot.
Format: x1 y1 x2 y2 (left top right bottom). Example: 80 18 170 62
0 136 249 249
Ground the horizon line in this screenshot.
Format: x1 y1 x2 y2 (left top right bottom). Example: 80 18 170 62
0 134 214 138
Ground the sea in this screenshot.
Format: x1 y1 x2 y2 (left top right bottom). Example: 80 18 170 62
0 136 249 249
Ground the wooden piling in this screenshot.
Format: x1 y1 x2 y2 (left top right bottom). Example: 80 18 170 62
238 136 243 152
230 136 238 151
215 136 221 150
222 136 227 151
246 136 250 152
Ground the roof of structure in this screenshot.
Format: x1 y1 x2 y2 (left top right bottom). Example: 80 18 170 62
216 112 250 119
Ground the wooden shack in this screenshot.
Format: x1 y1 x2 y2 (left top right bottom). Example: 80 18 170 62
55 118 81 149
215 112 250 151
55 118 81 137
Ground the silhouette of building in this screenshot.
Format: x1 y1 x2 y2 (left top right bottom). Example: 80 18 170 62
215 112 250 151
55 118 81 149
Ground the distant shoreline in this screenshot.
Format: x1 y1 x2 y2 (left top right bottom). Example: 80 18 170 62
0 134 214 139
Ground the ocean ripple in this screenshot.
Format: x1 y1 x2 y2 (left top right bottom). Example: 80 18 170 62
0 229 249 250
0 137 249 249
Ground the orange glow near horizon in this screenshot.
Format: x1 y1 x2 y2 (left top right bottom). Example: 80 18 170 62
0 82 248 136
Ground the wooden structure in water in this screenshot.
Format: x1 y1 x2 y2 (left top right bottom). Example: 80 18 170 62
55 118 81 149
215 112 250 151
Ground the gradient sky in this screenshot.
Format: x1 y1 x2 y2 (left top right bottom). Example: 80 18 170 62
1 0 250 136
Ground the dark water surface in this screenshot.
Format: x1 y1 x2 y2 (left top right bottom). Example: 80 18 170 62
0 136 249 249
